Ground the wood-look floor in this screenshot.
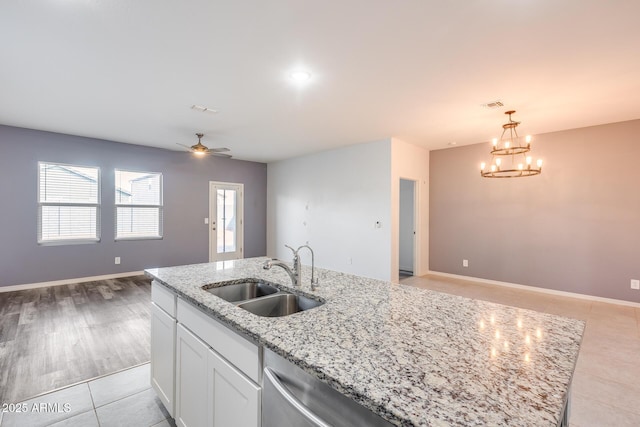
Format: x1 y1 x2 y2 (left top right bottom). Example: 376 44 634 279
0 276 151 404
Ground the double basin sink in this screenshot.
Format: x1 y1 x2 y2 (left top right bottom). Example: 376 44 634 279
203 279 323 317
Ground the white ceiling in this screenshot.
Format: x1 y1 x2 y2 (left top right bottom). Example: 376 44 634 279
1 1 639 163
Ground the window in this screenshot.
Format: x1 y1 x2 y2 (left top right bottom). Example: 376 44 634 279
38 162 100 244
115 169 163 240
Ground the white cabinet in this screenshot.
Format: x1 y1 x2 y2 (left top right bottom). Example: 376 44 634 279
152 285 261 427
151 282 177 417
208 346 260 427
175 324 261 427
175 324 209 427
176 298 260 383
151 303 176 416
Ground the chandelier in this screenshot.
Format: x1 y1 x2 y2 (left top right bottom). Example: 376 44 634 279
480 110 542 178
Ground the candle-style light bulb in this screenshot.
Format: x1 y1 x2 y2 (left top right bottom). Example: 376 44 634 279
492 138 498 146
518 163 523 170
525 135 532 143
495 158 502 167
491 165 497 172
480 162 486 170
526 156 532 165
537 159 543 167
505 141 510 149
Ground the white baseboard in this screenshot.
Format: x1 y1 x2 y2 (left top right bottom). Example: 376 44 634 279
0 271 145 293
427 270 640 309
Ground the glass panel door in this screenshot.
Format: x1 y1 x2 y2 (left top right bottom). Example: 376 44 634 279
216 188 236 254
209 182 244 261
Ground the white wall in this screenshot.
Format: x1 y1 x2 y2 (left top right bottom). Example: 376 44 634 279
267 139 392 280
391 138 429 283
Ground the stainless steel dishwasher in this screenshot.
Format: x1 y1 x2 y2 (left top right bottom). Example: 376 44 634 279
262 348 394 427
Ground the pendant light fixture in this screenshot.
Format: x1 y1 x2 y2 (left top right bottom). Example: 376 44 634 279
480 110 542 178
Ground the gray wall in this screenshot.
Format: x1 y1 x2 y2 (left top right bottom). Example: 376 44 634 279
430 119 640 303
0 125 267 287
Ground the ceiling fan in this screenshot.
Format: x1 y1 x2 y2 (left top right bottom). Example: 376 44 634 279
177 133 232 158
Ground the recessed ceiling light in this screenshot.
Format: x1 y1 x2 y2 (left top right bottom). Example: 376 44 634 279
289 70 312 83
448 142 457 146
191 105 218 114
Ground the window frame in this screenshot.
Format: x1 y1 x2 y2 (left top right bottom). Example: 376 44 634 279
114 169 163 241
37 161 101 246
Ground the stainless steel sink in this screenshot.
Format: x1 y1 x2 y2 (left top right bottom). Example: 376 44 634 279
204 279 279 303
237 293 323 317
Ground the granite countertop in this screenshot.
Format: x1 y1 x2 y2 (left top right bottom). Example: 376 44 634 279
146 257 584 427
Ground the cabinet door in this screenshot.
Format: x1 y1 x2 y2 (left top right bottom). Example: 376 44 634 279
208 349 261 427
150 303 176 416
176 324 209 427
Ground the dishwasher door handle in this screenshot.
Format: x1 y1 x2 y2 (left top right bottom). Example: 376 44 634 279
264 367 332 427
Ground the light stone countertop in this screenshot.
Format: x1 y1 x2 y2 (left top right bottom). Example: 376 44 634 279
146 257 584 427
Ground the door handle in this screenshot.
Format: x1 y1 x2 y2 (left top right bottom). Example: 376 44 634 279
263 368 331 427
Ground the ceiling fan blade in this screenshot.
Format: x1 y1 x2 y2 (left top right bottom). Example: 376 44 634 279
211 152 232 158
176 142 192 149
209 147 230 153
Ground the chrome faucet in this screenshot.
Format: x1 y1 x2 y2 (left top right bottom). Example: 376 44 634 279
297 244 319 291
262 258 299 286
263 244 318 290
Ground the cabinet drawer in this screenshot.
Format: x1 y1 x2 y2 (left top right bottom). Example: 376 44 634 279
152 281 177 317
177 298 260 383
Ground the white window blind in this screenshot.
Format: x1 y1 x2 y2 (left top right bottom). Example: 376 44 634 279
115 170 163 240
38 162 100 244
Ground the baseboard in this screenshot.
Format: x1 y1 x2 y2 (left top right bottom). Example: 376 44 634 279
427 270 640 309
0 271 145 293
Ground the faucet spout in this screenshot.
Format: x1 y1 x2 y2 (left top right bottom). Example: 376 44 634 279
297 245 319 291
263 259 299 287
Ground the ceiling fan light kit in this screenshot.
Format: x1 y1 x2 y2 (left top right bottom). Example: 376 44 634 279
480 110 542 178
191 133 209 155
177 133 232 158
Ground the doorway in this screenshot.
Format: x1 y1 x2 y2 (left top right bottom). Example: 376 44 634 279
209 181 244 262
399 179 416 278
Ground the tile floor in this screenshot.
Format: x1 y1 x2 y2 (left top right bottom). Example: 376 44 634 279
401 274 640 427
0 364 174 427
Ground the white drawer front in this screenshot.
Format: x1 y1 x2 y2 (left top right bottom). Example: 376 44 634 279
152 281 177 317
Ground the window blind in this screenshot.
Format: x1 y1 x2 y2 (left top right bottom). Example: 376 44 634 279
38 162 100 244
115 170 163 240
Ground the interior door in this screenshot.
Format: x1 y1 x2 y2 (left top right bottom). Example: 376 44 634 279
209 182 244 262
399 179 416 277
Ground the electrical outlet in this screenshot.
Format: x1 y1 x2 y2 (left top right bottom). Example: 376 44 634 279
115 257 121 265
631 279 640 290
463 259 469 268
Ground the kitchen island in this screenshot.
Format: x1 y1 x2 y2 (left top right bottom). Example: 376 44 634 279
146 257 584 426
